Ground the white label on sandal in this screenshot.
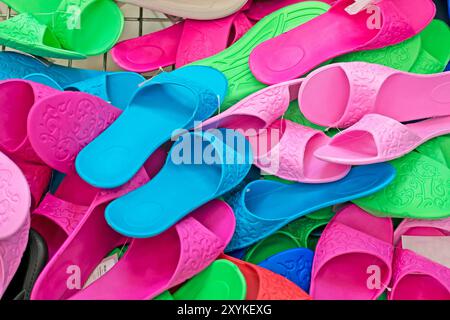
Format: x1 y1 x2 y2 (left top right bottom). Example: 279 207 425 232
402 236 450 268
83 253 119 289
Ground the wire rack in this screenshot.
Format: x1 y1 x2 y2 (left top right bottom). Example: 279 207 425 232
0 3 174 73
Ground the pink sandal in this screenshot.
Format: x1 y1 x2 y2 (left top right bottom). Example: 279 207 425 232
251 119 351 183
31 200 235 300
298 62 450 128
249 0 436 84
199 79 302 133
112 12 253 73
389 217 450 300
0 80 60 164
0 151 31 298
314 114 450 165
310 204 393 300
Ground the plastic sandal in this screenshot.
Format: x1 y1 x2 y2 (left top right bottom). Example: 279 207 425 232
299 62 450 128
225 162 396 251
249 0 436 84
4 0 124 57
0 80 61 163
244 207 334 264
314 114 450 165
118 0 248 20
31 199 235 300
251 119 351 183
75 66 227 189
2 230 48 300
200 78 302 132
112 11 253 73
310 204 394 300
31 169 151 259
0 13 85 59
389 219 450 300
105 129 253 238
222 255 312 300
191 1 331 110
0 151 31 298
259 248 314 292
354 142 450 220
0 51 104 86
335 20 450 75
156 260 247 300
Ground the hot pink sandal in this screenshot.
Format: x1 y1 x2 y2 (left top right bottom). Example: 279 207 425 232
310 204 393 300
249 0 436 84
0 151 31 298
251 119 351 183
0 80 60 164
31 200 235 300
389 217 450 300
314 114 450 165
298 62 450 128
112 12 253 73
199 79 302 133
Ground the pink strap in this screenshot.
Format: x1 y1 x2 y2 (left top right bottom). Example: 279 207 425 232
253 119 324 181
391 248 450 297
394 218 450 245
335 114 422 158
360 0 416 50
200 79 300 132
313 221 394 280
15 161 52 209
32 193 88 236
330 62 397 127
229 12 254 44
167 217 225 287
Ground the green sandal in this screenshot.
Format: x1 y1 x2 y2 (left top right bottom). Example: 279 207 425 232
191 1 331 110
335 19 450 74
155 260 247 300
0 0 124 57
244 207 334 264
354 135 450 220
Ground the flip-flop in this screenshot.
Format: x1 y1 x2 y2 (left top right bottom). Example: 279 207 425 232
105 129 253 238
0 51 104 86
0 80 61 164
250 119 351 183
222 255 312 300
199 78 302 132
389 218 450 300
14 160 52 210
0 151 31 298
2 229 48 300
353 136 450 219
191 1 331 110
117 0 248 20
0 14 85 59
310 204 394 300
156 260 247 300
258 248 314 292
225 162 396 251
249 0 436 84
31 199 235 300
314 114 450 165
298 62 450 128
112 12 253 73
335 19 450 74
75 66 227 189
5 0 124 57
244 207 334 264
